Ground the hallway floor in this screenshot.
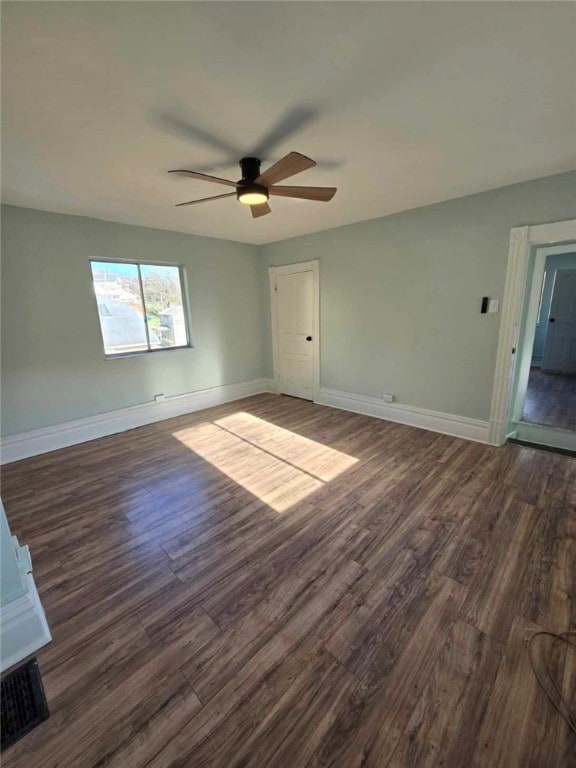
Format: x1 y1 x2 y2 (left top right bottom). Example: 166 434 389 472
523 367 576 431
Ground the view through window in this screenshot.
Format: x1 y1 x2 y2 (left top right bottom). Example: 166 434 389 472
90 260 190 356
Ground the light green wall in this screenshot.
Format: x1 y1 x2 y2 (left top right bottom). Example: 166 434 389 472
259 171 576 421
1 205 265 436
3 172 576 437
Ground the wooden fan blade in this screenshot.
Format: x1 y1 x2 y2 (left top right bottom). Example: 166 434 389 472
175 192 236 207
251 202 272 218
168 170 237 187
255 152 316 186
269 186 337 202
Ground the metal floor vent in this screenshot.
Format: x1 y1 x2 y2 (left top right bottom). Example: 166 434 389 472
1 658 49 750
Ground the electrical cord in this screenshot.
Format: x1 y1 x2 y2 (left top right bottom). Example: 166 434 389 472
528 630 576 735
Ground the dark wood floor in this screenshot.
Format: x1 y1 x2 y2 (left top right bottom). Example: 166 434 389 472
1 394 575 767
524 366 576 431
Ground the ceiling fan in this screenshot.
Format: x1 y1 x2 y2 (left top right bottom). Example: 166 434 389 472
169 152 337 218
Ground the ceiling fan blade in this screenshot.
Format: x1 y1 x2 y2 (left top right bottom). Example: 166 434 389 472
168 170 237 187
156 112 242 157
255 152 316 187
251 202 272 218
175 192 236 207
250 107 317 157
269 186 337 202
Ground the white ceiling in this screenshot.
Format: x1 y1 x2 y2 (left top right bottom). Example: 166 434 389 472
2 1 575 245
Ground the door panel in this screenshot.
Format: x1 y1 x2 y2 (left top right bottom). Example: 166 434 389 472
277 270 314 399
542 269 576 373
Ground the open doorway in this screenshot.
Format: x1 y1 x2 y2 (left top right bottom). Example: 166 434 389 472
523 255 576 431
489 219 576 452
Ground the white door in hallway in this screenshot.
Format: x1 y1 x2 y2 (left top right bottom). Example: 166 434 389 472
276 269 315 400
542 268 576 373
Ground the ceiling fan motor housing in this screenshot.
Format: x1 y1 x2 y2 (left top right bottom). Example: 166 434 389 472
239 156 261 182
236 182 269 203
237 157 268 203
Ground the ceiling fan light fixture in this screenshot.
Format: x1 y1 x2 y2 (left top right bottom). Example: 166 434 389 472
171 152 337 217
237 183 269 206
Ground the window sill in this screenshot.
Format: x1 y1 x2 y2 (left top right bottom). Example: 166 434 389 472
104 345 193 360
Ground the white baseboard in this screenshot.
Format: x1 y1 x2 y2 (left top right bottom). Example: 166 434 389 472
0 572 52 674
316 387 491 444
1 378 274 464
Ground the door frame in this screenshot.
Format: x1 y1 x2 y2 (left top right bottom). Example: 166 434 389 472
488 218 576 445
509 245 576 425
269 260 320 401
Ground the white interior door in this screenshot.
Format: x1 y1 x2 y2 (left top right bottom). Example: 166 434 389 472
541 268 576 373
275 269 315 399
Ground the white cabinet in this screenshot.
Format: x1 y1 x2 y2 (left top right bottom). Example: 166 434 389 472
0 500 51 673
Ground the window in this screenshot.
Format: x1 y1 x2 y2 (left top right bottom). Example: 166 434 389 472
90 260 191 357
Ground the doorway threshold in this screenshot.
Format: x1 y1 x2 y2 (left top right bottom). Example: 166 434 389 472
511 419 576 454
507 437 576 458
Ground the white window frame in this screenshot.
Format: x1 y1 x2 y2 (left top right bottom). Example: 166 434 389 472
89 257 193 359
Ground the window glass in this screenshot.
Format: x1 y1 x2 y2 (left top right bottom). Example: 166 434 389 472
140 264 188 350
90 261 189 357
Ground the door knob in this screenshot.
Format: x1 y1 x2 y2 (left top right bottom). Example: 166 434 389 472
549 318 555 323
306 336 312 341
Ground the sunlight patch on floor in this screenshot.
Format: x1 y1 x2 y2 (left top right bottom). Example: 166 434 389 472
172 412 358 512
213 412 358 481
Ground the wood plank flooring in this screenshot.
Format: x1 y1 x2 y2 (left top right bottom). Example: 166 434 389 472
1 393 575 767
523 366 576 430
